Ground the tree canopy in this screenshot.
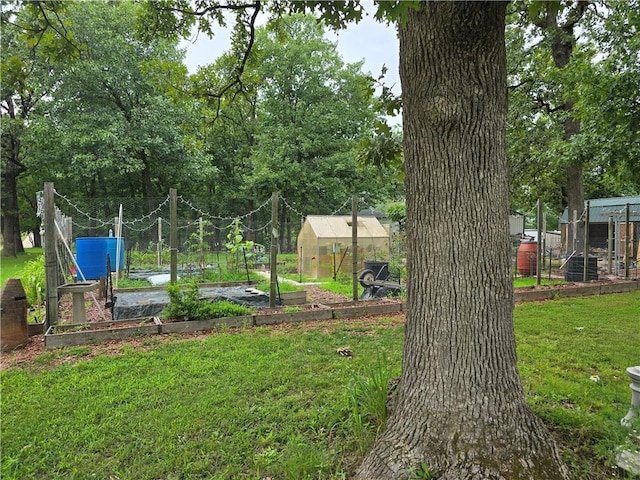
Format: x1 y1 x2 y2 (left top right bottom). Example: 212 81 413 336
2 1 399 253
506 0 640 218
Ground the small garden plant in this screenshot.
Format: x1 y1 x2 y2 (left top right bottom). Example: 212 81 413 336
19 254 45 308
161 282 253 321
225 218 263 273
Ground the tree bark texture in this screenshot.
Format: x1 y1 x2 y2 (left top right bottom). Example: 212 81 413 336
1 170 23 257
547 6 585 255
560 91 585 257
1 96 26 257
355 3 569 479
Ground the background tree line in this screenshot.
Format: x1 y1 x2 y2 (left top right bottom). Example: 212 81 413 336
1 0 638 257
1 1 401 256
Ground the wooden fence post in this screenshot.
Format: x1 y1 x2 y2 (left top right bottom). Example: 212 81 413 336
625 203 630 279
608 216 614 275
536 198 542 286
44 182 58 328
352 195 358 302
170 188 178 284
270 192 279 308
583 201 590 282
157 217 162 267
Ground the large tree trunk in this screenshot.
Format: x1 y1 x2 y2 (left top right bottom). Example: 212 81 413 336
355 3 569 479
559 84 584 257
1 96 26 257
546 5 586 255
1 170 24 257
565 161 584 254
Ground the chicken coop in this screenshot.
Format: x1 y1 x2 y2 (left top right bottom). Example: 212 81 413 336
297 215 390 279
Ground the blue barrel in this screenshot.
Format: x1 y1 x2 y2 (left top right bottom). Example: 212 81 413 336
76 237 125 280
106 237 125 272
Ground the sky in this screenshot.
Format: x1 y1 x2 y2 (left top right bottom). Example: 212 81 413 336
179 5 401 94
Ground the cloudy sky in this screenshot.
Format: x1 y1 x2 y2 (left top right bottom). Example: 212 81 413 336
180 5 400 94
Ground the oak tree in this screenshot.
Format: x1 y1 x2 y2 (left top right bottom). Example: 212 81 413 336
355 3 569 478
140 1 570 477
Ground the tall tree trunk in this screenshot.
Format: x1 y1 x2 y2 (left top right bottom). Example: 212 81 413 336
565 161 584 254
1 170 24 257
561 99 584 257
546 5 586 255
1 96 26 257
286 213 292 253
142 155 155 214
32 228 42 248
355 3 568 479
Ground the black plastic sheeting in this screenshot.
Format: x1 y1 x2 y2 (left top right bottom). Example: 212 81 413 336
113 286 270 320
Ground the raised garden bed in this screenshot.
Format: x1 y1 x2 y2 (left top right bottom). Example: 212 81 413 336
45 317 161 349
364 301 403 316
42 280 638 349
27 322 45 336
278 290 307 306
255 307 333 326
160 315 254 334
513 280 639 302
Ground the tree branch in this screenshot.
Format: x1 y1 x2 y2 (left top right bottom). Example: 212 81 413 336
533 95 568 114
560 1 590 32
166 2 261 16
508 78 533 91
204 1 261 120
34 1 80 54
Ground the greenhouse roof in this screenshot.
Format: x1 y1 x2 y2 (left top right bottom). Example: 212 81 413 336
304 215 388 239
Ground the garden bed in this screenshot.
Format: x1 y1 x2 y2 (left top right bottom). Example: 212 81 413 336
278 290 307 305
513 279 639 302
160 315 254 334
40 279 639 349
45 317 161 349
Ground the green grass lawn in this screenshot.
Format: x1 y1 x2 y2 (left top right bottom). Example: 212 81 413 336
513 276 567 288
0 248 43 287
2 292 639 479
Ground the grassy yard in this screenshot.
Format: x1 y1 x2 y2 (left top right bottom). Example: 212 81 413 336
1 292 639 479
0 248 43 287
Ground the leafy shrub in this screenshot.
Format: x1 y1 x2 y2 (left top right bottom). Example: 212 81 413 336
162 282 253 321
208 300 253 318
20 255 45 307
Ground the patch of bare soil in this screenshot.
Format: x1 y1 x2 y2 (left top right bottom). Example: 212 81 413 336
1 335 47 370
305 284 350 304
266 312 406 335
0 332 213 371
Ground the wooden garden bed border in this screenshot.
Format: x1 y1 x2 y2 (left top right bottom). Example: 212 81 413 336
43 280 638 349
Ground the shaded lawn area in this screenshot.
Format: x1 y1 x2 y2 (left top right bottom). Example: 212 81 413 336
1 292 639 479
0 248 43 287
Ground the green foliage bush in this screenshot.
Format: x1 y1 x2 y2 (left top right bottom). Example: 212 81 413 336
20 255 45 307
162 282 253 321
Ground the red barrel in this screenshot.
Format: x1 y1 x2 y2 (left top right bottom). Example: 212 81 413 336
517 242 537 276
